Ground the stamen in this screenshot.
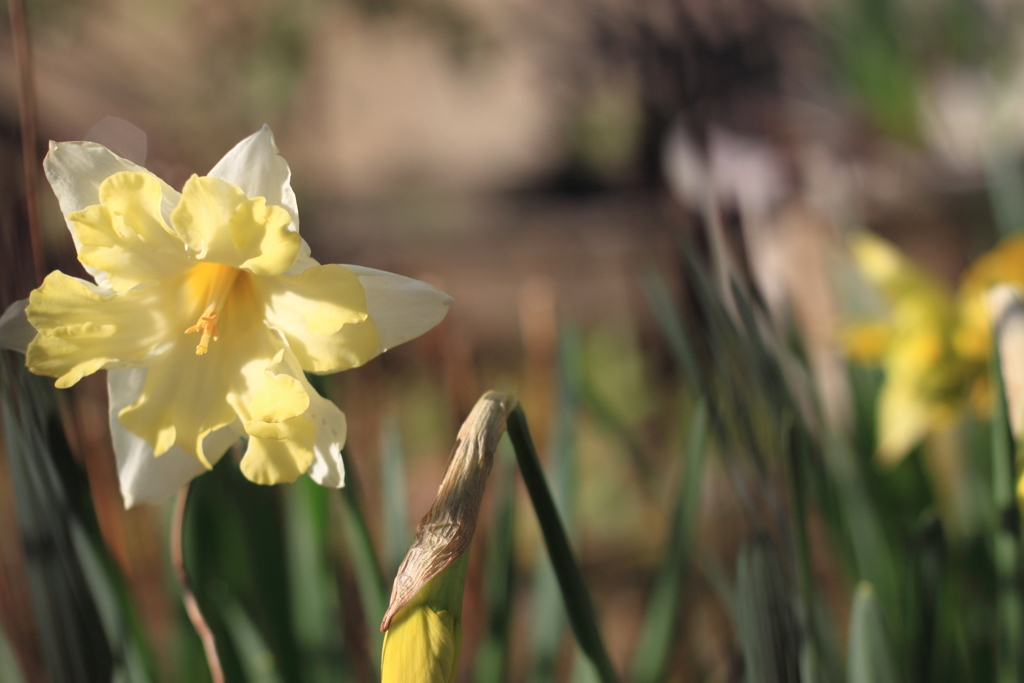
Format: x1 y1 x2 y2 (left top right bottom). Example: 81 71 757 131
184 264 240 355
185 304 219 355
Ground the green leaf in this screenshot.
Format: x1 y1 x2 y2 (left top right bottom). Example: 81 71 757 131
735 534 800 683
529 330 581 683
989 340 1023 683
0 352 113 683
629 401 708 683
380 415 411 577
220 596 285 683
336 447 387 678
847 582 900 683
0 621 27 683
284 477 344 683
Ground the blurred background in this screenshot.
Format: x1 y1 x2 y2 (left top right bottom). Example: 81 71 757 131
3 0 1024 681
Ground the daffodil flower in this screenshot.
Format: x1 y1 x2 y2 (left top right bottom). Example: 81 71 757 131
959 235 1024 440
843 233 985 464
0 126 451 507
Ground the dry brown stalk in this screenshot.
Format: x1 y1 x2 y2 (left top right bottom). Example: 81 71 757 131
171 483 225 683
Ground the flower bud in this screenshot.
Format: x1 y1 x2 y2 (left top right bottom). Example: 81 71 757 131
381 391 517 682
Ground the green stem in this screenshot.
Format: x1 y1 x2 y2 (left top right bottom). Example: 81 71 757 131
337 448 387 678
506 407 620 683
990 341 1022 683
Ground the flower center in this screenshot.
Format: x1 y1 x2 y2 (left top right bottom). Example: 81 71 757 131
185 262 241 355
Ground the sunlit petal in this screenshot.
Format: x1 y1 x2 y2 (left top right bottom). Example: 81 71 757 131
26 272 173 388
257 264 379 373
303 385 348 488
119 276 275 464
345 265 452 354
109 368 241 508
875 379 932 466
69 172 192 291
208 124 299 228
275 344 347 487
171 175 300 276
231 344 345 485
962 234 1024 294
44 140 182 289
240 415 316 485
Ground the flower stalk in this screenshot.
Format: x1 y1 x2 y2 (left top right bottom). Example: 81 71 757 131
506 405 621 683
7 0 44 285
171 483 224 683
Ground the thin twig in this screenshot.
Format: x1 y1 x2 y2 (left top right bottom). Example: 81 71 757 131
171 483 224 683
7 0 45 286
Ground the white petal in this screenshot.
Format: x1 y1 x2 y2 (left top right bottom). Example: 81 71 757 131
304 386 348 488
0 299 34 353
44 140 182 289
108 368 241 508
344 265 453 353
207 125 299 229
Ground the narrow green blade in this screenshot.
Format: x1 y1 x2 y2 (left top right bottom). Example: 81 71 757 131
529 330 580 682
380 415 410 577
734 534 800 683
629 401 708 683
336 447 387 678
0 352 113 683
847 582 900 683
0 621 27 683
220 596 285 683
284 477 344 683
989 340 1023 683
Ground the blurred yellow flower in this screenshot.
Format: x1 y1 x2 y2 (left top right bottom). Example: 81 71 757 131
0 126 451 506
960 236 1024 439
844 233 985 465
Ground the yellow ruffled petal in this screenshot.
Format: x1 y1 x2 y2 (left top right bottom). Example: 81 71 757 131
25 272 171 388
229 345 325 484
256 264 381 373
69 172 192 291
381 607 458 683
239 415 316 485
118 273 273 465
245 357 309 423
170 174 300 276
255 343 349 487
